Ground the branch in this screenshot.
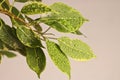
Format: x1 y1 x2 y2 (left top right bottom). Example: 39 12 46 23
0 8 29 27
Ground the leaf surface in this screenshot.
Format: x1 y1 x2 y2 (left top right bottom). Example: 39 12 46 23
0 19 26 56
0 50 16 58
26 47 46 78
58 37 96 61
0 40 3 49
45 2 86 32
11 7 24 20
21 1 51 15
46 40 71 79
0 0 9 10
16 26 43 48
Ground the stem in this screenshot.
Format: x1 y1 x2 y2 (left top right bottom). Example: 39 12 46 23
0 8 29 26
9 0 15 12
47 37 57 40
42 27 51 34
43 33 55 36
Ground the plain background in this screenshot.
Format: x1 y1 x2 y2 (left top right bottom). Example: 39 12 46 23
0 0 120 80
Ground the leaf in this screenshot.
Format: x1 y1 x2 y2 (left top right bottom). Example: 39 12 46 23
25 15 42 32
46 40 71 79
26 47 46 78
45 2 87 32
0 39 3 49
15 0 42 3
0 19 20 49
58 37 96 61
16 25 43 48
0 19 26 56
11 7 24 19
0 0 10 10
0 50 16 58
21 1 51 15
72 30 87 37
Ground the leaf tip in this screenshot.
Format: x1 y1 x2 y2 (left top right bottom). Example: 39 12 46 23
93 54 96 58
84 18 89 22
37 73 40 79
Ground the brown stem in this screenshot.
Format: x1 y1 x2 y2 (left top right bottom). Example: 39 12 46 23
0 8 29 27
42 27 51 34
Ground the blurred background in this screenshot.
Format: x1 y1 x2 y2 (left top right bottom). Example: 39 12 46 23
0 0 120 80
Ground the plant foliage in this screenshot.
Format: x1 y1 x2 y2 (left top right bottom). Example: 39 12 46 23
0 0 96 79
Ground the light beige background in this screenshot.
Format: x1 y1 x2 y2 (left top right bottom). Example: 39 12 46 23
0 0 120 80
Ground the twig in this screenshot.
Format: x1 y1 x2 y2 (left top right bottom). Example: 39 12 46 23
0 8 29 27
42 27 51 34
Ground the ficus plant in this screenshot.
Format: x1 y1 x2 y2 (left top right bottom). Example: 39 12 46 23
0 0 96 79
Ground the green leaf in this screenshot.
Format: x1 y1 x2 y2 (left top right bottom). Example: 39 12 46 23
26 47 46 78
0 19 26 56
0 39 3 49
16 25 43 48
0 19 20 49
72 30 87 37
46 40 71 79
45 2 87 32
15 0 42 3
11 7 24 19
25 15 42 32
58 37 96 61
0 50 16 58
21 1 51 15
10 7 25 27
0 0 10 10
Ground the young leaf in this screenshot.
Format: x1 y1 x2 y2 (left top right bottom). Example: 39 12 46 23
26 47 46 78
58 37 96 61
45 2 87 33
46 40 71 79
21 1 51 15
16 25 43 48
15 0 42 3
0 50 16 58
